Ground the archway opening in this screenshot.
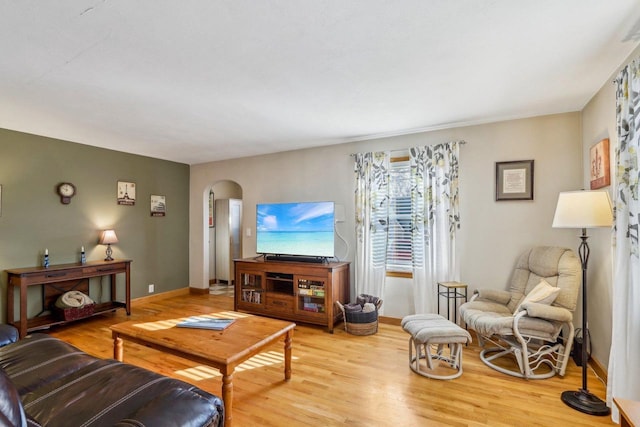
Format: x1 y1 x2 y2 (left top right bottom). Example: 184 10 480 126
203 180 243 294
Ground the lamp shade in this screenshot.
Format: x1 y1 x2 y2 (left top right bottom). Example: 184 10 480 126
99 229 119 245
552 190 613 229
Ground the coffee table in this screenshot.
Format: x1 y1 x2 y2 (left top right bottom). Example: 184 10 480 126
110 310 295 427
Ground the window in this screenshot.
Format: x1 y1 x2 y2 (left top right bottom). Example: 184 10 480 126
386 156 412 275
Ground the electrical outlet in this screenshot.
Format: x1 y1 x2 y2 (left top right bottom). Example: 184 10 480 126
148 284 155 293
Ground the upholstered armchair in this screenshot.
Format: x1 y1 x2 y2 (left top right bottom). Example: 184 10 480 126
459 246 581 379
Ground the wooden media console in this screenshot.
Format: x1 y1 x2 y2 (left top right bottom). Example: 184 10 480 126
234 258 349 332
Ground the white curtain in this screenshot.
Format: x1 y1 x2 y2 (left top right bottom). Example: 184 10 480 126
409 142 461 314
608 58 640 421
354 151 390 305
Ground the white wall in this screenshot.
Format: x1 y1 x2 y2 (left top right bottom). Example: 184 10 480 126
456 114 583 295
190 112 583 319
579 44 640 368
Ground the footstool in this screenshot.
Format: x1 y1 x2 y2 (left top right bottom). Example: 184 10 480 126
401 313 472 380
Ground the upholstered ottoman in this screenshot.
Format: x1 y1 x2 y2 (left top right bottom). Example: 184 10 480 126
401 314 472 380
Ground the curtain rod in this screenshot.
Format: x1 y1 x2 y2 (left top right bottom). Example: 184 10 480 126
349 139 467 157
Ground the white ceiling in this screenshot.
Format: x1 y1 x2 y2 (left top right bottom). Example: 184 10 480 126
1 1 640 165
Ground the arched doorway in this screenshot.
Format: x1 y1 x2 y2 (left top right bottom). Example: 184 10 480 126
205 180 243 295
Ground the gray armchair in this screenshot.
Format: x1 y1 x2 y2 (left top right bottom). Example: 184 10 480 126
459 246 581 379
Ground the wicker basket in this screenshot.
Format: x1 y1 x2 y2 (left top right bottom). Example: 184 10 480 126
56 304 95 321
335 299 383 336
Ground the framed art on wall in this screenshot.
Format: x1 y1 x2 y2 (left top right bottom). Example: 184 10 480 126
495 160 534 201
590 138 610 190
117 181 136 206
150 195 166 217
208 190 214 228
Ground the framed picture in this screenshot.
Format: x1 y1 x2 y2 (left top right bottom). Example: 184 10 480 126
495 160 534 201
150 195 166 217
117 181 136 206
208 190 215 228
590 138 610 190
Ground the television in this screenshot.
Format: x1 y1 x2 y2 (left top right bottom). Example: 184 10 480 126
256 201 335 258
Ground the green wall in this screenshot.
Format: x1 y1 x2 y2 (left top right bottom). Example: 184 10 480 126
0 129 190 323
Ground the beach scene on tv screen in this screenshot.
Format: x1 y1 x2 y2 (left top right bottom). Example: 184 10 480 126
257 202 335 257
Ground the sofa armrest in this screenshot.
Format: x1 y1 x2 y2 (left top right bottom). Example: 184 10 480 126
0 368 27 427
116 387 224 427
474 289 512 305
0 325 19 348
520 302 573 322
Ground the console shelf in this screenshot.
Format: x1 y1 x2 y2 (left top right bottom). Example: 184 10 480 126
234 258 350 332
5 259 131 338
24 302 127 332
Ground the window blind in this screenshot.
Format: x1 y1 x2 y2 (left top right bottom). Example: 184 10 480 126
386 158 412 272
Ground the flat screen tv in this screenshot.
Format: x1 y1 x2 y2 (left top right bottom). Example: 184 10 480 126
256 201 335 258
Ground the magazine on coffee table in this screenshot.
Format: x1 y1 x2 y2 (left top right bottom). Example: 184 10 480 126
176 317 236 330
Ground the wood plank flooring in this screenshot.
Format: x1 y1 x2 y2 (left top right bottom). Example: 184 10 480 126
48 291 614 426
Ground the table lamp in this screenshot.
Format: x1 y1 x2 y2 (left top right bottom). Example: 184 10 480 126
99 229 119 261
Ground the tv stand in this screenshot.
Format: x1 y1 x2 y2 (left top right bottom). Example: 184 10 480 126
234 258 350 332
264 254 328 264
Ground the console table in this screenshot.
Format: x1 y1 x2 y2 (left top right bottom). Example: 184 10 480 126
6 259 131 338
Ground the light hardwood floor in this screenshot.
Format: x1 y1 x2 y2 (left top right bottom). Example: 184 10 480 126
49 291 614 427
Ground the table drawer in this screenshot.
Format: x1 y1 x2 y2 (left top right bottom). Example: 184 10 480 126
81 264 127 275
11 269 85 285
265 295 294 314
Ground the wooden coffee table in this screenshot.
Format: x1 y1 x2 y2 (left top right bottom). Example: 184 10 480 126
110 310 295 427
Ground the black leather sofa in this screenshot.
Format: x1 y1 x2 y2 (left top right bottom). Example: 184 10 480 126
0 324 224 427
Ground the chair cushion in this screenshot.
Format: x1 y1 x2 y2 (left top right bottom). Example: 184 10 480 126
461 302 561 339
513 279 561 314
507 247 580 312
401 314 471 345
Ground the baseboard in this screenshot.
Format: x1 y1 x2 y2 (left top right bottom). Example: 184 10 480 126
379 316 401 326
590 356 608 385
132 287 191 305
189 287 211 295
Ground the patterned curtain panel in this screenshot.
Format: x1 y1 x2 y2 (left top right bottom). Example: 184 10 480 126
354 151 390 306
608 60 640 419
409 142 460 314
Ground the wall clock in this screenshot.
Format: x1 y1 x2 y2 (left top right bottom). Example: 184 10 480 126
57 182 76 204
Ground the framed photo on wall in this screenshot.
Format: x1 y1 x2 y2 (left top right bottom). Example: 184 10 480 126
150 195 166 217
117 181 136 206
495 160 534 201
590 138 610 190
208 190 215 228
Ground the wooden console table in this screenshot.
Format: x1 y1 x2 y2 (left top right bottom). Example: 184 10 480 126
6 259 131 338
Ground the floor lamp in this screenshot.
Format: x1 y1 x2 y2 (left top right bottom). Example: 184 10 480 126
552 190 613 416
